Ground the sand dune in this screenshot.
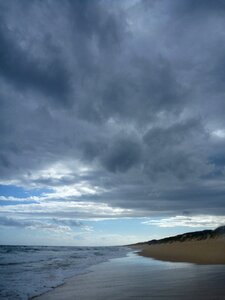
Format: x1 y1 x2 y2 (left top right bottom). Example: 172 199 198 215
131 226 225 264
133 238 225 264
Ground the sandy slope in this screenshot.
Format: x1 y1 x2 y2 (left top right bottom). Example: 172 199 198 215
132 238 225 264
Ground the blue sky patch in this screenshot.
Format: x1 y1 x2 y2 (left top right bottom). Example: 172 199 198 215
0 185 52 198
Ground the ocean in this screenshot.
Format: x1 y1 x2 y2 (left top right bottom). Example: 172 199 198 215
0 245 129 300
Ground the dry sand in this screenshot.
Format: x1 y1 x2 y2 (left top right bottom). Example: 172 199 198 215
133 238 225 264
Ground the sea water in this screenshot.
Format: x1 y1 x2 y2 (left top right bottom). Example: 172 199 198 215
0 245 129 300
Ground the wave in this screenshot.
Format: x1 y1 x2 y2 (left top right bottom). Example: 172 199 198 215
0 245 129 300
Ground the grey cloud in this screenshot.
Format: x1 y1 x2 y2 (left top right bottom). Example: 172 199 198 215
0 215 27 228
0 24 70 106
0 0 225 218
142 118 210 180
52 218 83 227
0 215 83 231
102 136 142 173
68 0 124 49
172 0 225 14
143 118 203 148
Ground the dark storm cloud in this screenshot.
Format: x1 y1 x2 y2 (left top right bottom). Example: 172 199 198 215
173 0 225 14
0 22 70 105
0 0 225 218
142 118 209 180
68 0 123 49
102 136 142 173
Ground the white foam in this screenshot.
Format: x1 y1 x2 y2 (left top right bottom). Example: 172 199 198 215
0 246 129 300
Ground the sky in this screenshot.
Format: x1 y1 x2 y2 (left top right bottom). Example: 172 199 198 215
0 0 225 246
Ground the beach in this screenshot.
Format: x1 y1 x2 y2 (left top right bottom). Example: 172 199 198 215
134 238 225 264
34 251 225 300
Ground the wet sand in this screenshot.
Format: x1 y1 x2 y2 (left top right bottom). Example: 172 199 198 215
34 251 225 300
134 238 225 264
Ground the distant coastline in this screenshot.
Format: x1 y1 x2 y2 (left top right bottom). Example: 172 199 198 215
130 226 225 264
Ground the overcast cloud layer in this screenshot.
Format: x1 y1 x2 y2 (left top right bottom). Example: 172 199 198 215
0 0 225 231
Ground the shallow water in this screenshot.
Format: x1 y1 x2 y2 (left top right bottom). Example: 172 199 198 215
36 251 225 300
0 245 129 300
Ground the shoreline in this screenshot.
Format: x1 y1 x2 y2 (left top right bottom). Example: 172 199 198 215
131 238 225 265
31 251 225 300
